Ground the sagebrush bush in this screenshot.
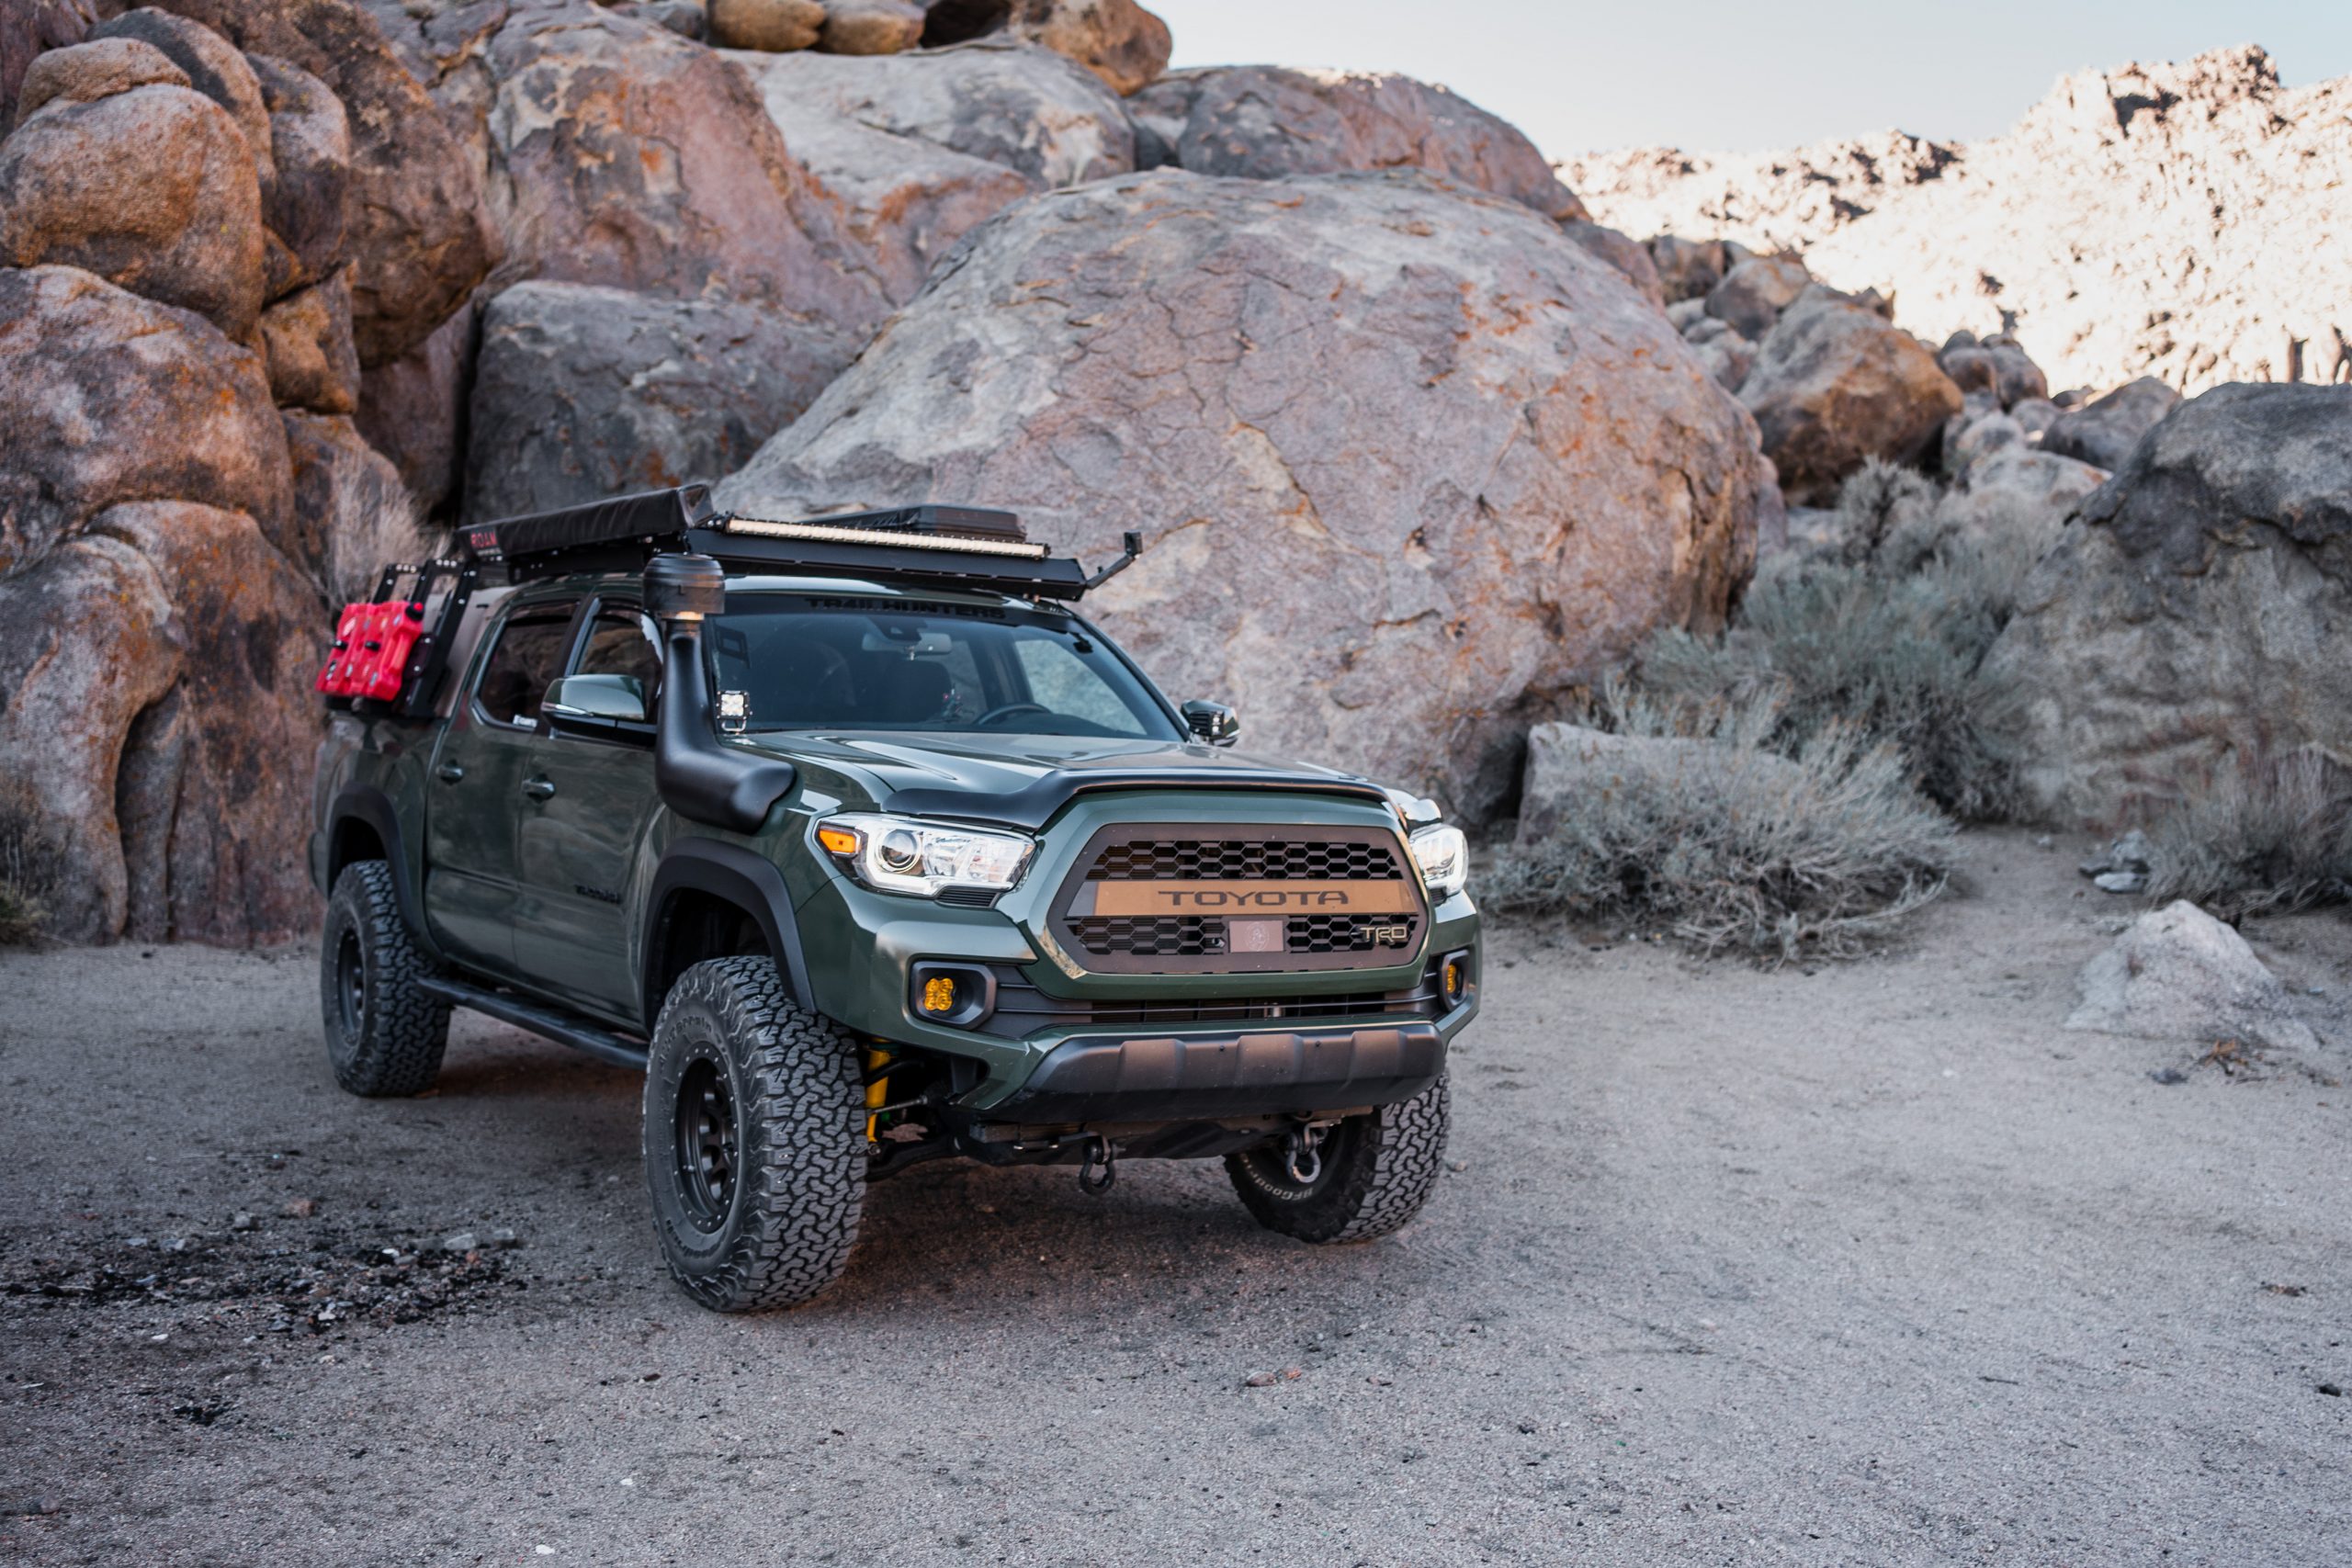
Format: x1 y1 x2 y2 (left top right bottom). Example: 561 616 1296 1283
1490 689 1958 961
1636 463 2034 819
2144 752 2352 919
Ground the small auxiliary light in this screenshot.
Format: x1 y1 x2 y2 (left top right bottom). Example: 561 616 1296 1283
1442 952 1471 1009
909 962 994 1030
921 976 958 1016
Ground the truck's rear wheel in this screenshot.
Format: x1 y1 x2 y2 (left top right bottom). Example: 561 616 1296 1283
644 956 866 1311
320 860 451 1098
1225 1076 1451 1244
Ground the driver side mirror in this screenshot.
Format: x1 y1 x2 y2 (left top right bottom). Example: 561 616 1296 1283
1181 699 1240 747
544 673 650 733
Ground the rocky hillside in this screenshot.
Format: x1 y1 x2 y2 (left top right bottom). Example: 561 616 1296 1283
1568 47 2352 396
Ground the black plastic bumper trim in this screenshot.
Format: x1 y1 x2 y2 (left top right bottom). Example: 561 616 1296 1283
984 1021 1443 1124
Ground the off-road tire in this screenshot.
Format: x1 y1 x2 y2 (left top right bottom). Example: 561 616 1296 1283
644 956 866 1312
1225 1075 1451 1244
320 860 451 1098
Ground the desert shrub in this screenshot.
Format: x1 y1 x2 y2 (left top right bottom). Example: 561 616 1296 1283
323 465 437 606
0 831 45 945
2144 752 2352 919
1637 463 2035 820
1489 688 1958 961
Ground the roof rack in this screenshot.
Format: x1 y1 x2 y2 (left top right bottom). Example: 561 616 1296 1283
462 486 1136 601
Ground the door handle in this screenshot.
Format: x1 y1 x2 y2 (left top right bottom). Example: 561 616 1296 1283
435 762 465 784
522 776 557 802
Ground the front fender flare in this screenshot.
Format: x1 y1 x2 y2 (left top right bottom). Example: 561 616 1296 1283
641 839 814 1026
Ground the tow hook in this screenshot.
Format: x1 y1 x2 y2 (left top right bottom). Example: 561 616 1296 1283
1077 1134 1117 1196
1283 1122 1329 1186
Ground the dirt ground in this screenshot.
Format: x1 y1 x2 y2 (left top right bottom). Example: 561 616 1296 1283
1 829 2346 1566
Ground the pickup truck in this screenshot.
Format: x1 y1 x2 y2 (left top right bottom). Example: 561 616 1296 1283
310 487 1480 1310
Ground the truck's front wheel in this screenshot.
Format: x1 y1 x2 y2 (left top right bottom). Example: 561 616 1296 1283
320 861 451 1098
1225 1076 1451 1244
644 957 866 1312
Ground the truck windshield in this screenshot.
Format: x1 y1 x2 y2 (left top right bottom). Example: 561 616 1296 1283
706 592 1185 740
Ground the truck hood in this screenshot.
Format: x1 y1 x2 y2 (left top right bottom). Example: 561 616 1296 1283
736 732 1388 830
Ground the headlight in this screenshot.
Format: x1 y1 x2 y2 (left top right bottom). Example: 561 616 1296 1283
816 813 1035 898
1408 822 1468 897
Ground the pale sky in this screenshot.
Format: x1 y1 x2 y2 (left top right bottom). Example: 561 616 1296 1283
1157 0 2352 156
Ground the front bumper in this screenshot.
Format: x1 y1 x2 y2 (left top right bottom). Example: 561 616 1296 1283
985 1021 1444 1124
786 789 1483 1122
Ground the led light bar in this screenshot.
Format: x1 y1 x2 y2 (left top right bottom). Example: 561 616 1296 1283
720 514 1049 559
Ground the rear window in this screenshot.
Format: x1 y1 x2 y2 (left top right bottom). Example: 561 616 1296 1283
705 592 1181 740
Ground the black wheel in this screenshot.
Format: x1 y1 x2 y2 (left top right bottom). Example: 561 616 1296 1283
643 956 866 1312
1225 1076 1451 1244
319 861 451 1098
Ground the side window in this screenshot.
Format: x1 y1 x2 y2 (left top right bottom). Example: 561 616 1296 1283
573 604 662 711
472 604 576 727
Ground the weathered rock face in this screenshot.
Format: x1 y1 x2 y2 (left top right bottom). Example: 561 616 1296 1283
458 2 887 341
822 0 925 55
1560 220 1662 310
707 0 823 51
134 0 499 365
247 53 351 301
0 265 290 577
85 500 325 944
0 74 267 339
0 268 317 943
718 171 1766 815
1705 254 1809 342
1914 447 2107 566
1570 48 2350 394
1987 384 2352 826
465 280 844 525
1129 66 1587 221
1647 234 1728 303
2065 899 2319 1054
728 38 1128 299
0 0 102 132
355 305 477 520
2042 376 2180 470
88 8 274 187
16 31 183 118
281 409 416 602
258 269 361 413
1738 290 1964 503
923 0 1170 96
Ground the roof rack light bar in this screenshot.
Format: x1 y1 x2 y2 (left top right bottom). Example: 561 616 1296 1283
718 514 1050 560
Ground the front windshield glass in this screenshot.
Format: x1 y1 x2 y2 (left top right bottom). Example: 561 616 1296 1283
707 591 1184 740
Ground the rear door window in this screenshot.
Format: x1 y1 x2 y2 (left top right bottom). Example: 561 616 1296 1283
472 604 578 728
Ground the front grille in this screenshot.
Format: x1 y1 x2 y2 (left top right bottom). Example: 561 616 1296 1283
979 961 1448 1039
1050 823 1426 974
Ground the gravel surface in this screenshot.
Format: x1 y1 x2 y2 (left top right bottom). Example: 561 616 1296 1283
2 830 2346 1565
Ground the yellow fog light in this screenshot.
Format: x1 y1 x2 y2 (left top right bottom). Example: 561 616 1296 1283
1441 952 1470 1008
921 975 957 1016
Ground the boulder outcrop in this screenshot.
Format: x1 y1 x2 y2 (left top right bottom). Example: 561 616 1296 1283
1130 65 1587 221
718 171 1766 815
1987 384 2352 825
465 280 844 525
2065 899 2319 1055
2042 377 2179 470
922 0 1171 96
0 68 267 339
1736 288 1963 502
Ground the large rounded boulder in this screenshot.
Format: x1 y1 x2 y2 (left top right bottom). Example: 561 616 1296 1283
1130 65 1587 221
718 171 1767 814
0 268 318 943
1737 288 1963 502
1986 384 2352 826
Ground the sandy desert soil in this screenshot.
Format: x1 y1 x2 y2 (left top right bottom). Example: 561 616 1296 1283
1 829 2346 1566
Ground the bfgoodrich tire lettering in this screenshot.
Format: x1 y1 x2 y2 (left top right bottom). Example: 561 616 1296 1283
644 956 866 1311
1225 1076 1450 1243
320 860 452 1098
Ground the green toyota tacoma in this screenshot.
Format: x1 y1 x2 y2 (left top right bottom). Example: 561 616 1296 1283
309 488 1481 1310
